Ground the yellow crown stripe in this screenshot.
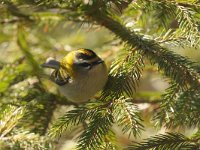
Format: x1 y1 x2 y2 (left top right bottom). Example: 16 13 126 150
77 49 94 56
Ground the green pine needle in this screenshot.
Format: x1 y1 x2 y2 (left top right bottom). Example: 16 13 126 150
128 132 199 150
113 97 143 137
76 112 114 150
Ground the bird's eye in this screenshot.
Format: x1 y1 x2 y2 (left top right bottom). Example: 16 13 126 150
79 62 91 69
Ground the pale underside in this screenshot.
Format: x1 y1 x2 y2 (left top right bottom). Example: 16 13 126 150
58 63 108 103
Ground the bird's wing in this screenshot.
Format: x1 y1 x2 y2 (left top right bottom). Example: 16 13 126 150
50 69 70 86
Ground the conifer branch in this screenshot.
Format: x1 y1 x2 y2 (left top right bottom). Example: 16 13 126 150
113 98 143 137
176 4 200 47
101 49 144 100
0 106 51 149
2 1 200 149
155 84 200 128
76 112 114 150
49 98 143 149
128 132 199 150
154 82 181 117
83 5 200 87
49 101 108 138
0 106 25 138
135 0 200 47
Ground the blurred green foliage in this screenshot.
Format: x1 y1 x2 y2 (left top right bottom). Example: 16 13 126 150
0 0 200 150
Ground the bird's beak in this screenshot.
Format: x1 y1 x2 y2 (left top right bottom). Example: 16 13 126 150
41 57 60 70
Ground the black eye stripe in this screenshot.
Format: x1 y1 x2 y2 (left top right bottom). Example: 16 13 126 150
79 62 91 67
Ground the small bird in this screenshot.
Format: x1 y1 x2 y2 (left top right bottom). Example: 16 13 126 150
42 48 108 103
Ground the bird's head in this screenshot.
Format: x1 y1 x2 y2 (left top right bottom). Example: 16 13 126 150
42 48 104 78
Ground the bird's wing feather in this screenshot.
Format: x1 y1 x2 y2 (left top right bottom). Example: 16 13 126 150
50 69 70 86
